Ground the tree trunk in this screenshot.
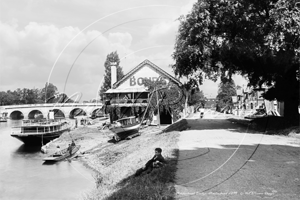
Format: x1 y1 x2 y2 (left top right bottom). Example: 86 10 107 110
284 99 299 126
283 68 299 126
264 67 299 126
184 90 189 117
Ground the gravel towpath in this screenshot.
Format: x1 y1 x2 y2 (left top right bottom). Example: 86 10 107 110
175 112 300 200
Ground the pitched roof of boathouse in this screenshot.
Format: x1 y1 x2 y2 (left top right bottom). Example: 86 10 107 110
112 59 182 89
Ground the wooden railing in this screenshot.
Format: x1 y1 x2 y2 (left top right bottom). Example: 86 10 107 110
11 119 70 135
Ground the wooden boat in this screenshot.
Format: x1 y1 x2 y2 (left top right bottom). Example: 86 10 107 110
110 116 141 141
11 119 71 145
107 87 167 142
43 145 81 162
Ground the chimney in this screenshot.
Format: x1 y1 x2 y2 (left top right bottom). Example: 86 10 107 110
110 62 117 88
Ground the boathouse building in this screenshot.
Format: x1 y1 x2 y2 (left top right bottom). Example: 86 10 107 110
104 59 183 124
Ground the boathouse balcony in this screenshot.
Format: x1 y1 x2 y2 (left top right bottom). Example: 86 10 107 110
104 89 149 107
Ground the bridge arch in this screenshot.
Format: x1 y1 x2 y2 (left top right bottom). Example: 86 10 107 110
10 110 24 120
28 110 44 119
69 108 86 119
53 109 65 119
90 108 103 118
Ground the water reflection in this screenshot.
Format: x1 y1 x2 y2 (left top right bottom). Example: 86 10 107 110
15 144 41 154
9 119 23 127
0 120 94 200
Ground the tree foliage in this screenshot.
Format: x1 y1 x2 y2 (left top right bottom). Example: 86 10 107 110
0 82 73 105
143 79 185 122
40 82 58 103
172 0 299 123
0 88 41 105
99 51 124 100
216 79 237 113
188 88 206 107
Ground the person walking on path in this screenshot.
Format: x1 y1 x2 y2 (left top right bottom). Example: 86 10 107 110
199 107 205 118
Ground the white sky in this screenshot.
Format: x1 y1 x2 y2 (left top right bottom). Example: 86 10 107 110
0 0 247 101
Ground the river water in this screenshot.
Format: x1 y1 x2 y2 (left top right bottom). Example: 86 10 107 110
0 120 95 200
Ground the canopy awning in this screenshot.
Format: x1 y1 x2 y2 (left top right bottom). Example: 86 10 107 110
105 87 147 94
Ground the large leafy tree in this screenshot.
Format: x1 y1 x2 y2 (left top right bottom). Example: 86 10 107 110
0 91 15 105
40 82 58 103
216 79 237 113
40 83 75 104
172 0 300 124
143 79 185 122
21 88 40 104
99 51 124 100
188 88 206 107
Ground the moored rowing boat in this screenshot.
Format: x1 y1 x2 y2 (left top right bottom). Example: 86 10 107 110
43 145 81 162
109 116 141 141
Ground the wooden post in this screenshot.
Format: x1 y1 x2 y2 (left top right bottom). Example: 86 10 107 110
132 92 134 103
156 87 160 128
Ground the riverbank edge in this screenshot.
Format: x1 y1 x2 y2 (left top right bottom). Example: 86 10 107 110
43 120 181 199
80 129 180 199
42 115 192 199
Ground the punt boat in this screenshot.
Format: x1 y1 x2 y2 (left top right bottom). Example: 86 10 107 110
43 145 81 162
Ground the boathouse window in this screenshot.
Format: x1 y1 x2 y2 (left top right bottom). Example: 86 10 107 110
138 92 148 99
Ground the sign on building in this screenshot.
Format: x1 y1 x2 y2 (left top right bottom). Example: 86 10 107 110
117 64 170 88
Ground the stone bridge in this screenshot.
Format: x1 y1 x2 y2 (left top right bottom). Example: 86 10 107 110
0 103 103 119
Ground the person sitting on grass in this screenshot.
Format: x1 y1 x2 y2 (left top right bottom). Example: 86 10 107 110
135 148 166 177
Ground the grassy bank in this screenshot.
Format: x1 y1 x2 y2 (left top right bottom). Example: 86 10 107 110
106 149 178 200
81 129 179 200
45 121 180 199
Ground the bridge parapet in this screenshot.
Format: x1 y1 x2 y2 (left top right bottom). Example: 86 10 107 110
1 103 103 119
1 103 103 109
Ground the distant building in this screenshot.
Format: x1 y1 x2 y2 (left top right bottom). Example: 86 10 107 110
233 86 283 116
204 98 216 109
104 59 183 124
235 86 265 110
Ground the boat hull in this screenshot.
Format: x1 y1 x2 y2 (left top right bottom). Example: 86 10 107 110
111 124 140 140
43 145 81 162
11 128 70 145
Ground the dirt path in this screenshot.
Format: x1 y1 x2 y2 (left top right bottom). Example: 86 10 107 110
175 112 300 200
